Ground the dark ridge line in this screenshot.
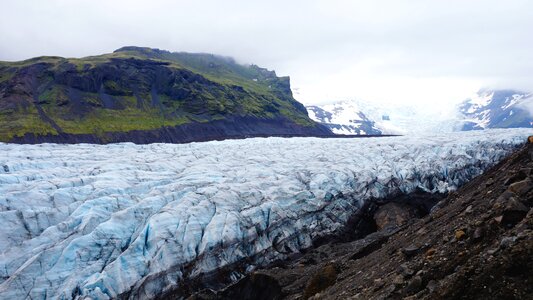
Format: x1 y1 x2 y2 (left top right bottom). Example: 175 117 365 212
5 133 400 145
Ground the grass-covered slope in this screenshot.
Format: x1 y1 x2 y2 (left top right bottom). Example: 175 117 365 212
0 46 330 143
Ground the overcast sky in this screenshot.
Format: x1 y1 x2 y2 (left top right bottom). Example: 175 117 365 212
1 0 532 111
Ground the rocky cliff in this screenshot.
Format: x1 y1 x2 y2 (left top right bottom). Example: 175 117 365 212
0 46 331 143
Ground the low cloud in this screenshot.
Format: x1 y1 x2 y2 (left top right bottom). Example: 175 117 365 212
1 0 532 107
518 95 533 117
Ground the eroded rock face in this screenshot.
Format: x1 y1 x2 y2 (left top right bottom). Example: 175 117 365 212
0 129 530 299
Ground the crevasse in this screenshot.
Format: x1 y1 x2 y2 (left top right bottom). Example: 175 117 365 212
0 129 530 299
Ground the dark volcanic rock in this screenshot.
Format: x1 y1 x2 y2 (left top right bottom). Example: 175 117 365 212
401 244 421 258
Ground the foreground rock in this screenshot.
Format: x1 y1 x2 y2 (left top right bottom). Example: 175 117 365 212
210 136 533 299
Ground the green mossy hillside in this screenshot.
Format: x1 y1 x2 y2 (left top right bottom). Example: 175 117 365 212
0 47 319 141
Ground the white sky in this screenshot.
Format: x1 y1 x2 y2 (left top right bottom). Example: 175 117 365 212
1 0 533 112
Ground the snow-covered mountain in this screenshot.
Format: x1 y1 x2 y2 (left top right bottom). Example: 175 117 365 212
0 129 530 299
307 100 456 135
306 89 533 135
458 89 533 130
306 102 382 135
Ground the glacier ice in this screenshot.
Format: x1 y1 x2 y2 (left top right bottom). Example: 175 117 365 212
0 129 530 299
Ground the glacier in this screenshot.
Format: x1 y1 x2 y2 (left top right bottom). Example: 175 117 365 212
0 129 531 299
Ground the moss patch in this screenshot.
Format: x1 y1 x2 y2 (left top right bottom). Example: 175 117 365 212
0 107 57 140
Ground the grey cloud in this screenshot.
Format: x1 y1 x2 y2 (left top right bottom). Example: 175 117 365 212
1 0 532 105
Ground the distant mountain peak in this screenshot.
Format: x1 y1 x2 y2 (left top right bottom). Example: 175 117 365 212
306 89 533 136
458 89 533 130
306 102 382 135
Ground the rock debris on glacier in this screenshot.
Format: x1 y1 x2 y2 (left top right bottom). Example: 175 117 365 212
0 129 530 299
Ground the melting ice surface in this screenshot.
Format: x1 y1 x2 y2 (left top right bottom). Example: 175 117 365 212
0 129 531 299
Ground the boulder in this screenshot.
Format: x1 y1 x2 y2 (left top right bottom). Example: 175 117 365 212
405 275 423 294
455 230 466 240
508 179 533 195
402 245 421 258
503 170 527 186
374 202 418 230
501 197 529 227
303 264 338 299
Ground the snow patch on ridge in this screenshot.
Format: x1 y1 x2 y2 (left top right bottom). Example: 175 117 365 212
0 129 530 299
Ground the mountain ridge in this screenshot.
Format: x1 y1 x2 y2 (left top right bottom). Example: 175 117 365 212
0 46 332 143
